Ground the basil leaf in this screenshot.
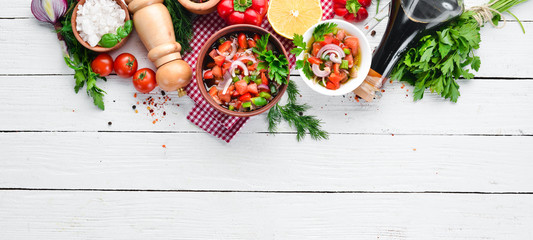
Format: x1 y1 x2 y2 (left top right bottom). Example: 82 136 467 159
99 33 120 48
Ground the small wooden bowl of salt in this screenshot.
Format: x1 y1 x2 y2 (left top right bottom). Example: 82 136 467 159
71 0 131 52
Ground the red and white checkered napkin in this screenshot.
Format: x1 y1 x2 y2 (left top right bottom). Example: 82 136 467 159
184 0 334 143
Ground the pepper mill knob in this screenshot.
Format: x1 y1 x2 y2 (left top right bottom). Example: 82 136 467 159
125 0 192 95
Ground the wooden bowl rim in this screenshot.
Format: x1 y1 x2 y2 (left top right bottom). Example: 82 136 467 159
196 24 289 118
71 0 131 53
176 0 221 14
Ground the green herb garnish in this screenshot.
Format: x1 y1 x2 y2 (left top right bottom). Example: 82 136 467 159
58 0 106 110
98 20 132 48
164 0 193 52
391 0 526 102
253 34 290 85
268 81 329 141
292 34 313 80
312 22 337 42
253 35 327 141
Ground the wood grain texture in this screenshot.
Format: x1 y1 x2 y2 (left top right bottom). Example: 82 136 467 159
1 14 532 77
1 75 532 135
1 132 531 192
1 190 533 240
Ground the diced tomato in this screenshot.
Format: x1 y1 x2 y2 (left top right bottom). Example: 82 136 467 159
332 63 340 74
324 35 334 44
223 62 232 71
203 70 214 79
253 34 260 42
214 56 225 67
325 81 336 90
344 37 359 56
261 72 268 85
218 40 232 53
209 86 218 96
238 93 251 102
308 57 323 65
336 29 346 41
212 65 222 79
209 49 218 59
218 85 234 103
312 43 322 57
212 95 222 104
247 63 257 71
235 79 248 95
328 73 343 89
232 90 240 97
235 101 242 109
259 68 267 73
206 62 216 68
247 82 258 95
345 54 354 68
247 39 256 48
332 38 340 45
238 33 248 49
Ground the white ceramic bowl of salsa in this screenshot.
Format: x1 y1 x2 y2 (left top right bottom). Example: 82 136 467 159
296 19 372 96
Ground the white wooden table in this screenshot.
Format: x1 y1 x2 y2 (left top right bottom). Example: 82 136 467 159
1 0 533 239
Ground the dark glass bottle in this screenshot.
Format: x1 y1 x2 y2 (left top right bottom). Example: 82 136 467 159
371 0 464 78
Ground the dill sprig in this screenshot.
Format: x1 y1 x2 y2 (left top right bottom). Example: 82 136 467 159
268 81 329 141
164 0 193 52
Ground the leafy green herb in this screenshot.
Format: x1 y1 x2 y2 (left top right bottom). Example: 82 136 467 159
164 0 193 52
233 0 253 12
346 0 361 14
253 34 290 85
58 0 106 110
98 20 132 48
391 0 526 102
292 34 313 80
268 81 328 141
290 34 307 56
312 22 337 42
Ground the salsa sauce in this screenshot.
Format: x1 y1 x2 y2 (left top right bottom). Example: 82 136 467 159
202 32 283 112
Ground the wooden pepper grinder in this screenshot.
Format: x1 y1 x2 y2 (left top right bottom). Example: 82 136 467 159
125 0 192 96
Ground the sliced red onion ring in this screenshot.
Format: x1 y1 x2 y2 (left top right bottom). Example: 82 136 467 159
312 64 331 77
317 44 345 60
215 39 238 60
219 70 233 94
257 84 270 92
323 50 343 64
236 56 257 64
230 60 249 77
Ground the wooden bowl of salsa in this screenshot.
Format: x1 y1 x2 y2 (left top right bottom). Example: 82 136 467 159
196 24 289 117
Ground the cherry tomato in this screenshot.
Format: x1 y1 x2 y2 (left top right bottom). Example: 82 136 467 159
358 0 371 8
247 39 256 48
132 68 157 94
238 33 248 49
114 53 138 78
354 7 368 22
91 53 113 77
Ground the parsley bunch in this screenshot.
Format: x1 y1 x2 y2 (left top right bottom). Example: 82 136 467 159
391 0 527 102
253 34 290 85
59 0 106 110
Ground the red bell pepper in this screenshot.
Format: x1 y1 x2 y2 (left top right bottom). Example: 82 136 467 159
217 0 268 26
333 0 369 23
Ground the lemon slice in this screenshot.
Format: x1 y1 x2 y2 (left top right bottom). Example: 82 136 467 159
267 0 323 40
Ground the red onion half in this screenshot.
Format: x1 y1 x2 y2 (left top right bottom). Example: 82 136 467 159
31 0 67 24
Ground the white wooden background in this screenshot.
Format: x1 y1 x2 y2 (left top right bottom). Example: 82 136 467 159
1 0 533 239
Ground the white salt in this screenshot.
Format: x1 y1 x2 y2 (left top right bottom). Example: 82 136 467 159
76 0 126 47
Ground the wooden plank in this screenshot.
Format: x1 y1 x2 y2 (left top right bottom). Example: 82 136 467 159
1 190 532 239
0 132 532 192
1 18 532 77
0 75 531 135
3 0 532 20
